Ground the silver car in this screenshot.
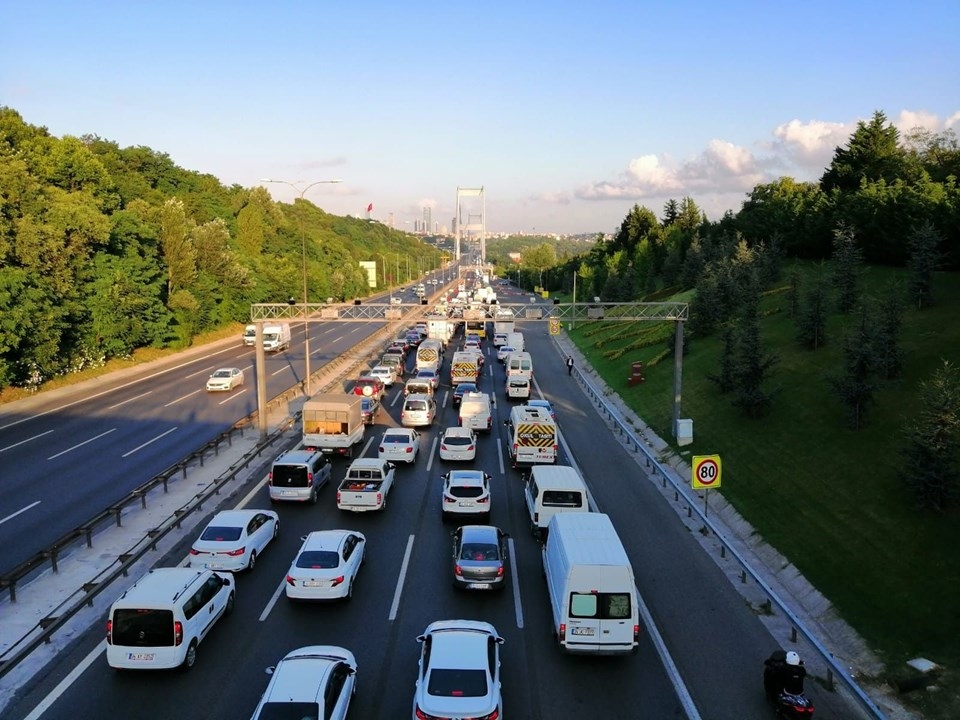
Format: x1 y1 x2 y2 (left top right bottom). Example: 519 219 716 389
451 525 508 591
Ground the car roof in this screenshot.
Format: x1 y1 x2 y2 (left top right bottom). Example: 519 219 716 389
384 428 416 438
276 449 321 464
442 426 474 438
208 509 264 526
265 646 355 703
458 525 500 543
423 622 497 667
302 530 355 551
447 470 485 484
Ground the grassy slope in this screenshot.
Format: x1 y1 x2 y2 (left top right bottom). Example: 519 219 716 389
566 263 959 715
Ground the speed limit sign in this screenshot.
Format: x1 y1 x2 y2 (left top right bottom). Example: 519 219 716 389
692 455 722 489
549 318 561 335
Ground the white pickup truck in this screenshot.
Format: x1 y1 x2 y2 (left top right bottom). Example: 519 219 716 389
336 458 396 512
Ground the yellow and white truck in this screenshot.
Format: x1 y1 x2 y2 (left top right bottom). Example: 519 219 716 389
450 351 480 386
505 405 558 468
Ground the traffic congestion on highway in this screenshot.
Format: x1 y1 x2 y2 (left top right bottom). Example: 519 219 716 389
0 271 860 720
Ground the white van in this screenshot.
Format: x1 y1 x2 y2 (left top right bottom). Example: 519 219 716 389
459 391 492 433
106 567 235 670
506 351 533 378
242 324 257 346
524 465 590 538
506 331 525 352
506 374 531 400
262 322 291 352
542 513 640 655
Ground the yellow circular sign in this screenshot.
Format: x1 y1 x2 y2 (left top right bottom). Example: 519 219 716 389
549 318 561 335
692 455 722 489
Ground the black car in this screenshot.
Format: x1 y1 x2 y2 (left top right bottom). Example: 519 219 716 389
452 382 477 408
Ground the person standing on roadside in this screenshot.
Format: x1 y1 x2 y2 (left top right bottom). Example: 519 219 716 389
566 355 574 375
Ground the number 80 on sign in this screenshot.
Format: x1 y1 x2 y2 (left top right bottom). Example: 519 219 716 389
691 455 722 489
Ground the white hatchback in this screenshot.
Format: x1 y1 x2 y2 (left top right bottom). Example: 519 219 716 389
439 427 477 462
442 470 491 521
250 646 357 720
189 509 279 572
379 428 421 464
369 365 396 387
285 530 366 602
401 394 436 428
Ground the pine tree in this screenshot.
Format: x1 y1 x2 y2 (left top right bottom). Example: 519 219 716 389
829 305 878 430
731 289 779 418
796 265 829 349
873 285 905 380
906 221 942 309
707 323 737 393
900 361 960 511
831 224 863 314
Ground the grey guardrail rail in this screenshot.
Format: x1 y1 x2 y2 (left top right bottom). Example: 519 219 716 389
554 337 887 720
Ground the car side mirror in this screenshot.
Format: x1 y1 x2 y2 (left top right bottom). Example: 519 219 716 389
265 665 276 675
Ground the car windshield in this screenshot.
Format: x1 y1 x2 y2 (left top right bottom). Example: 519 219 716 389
199 525 242 542
383 433 409 444
460 543 499 561
212 370 231 378
255 702 320 720
427 668 488 697
296 551 340 569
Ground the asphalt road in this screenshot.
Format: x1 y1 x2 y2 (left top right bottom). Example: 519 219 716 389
1 291 862 720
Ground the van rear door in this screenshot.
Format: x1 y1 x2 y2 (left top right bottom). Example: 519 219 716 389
564 567 635 651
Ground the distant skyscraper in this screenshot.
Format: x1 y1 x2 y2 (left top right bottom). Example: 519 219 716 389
422 207 432 235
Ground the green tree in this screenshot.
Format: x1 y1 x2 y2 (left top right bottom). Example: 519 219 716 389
707 323 737 393
829 305 878 430
730 289 779 419
900 360 960 511
796 265 829 350
820 110 920 193
831 224 864 314
873 285 905 381
906 221 942 309
158 198 196 296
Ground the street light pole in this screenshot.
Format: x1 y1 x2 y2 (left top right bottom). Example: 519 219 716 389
261 178 342 397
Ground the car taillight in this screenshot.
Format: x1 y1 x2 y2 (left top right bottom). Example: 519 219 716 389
477 496 489 504
226 547 246 556
174 621 183 646
497 566 504 577
286 575 296 586
379 447 385 453
559 622 566 637
478 709 500 720
454 564 463 576
331 575 345 587
406 447 413 453
444 495 456 504
189 548 200 555
336 491 341 504
633 625 640 642
267 472 273 486
458 417 463 425
106 619 113 644
513 444 518 456
307 472 313 482
376 493 383 505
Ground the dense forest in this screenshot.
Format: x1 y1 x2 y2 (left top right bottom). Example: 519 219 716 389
0 107 443 390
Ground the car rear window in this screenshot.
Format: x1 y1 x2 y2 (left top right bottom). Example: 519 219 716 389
383 433 408 444
443 436 473 447
460 543 499 561
256 702 319 720
427 668 488 697
406 400 427 411
449 485 484 498
111 609 175 646
541 490 583 508
272 465 308 487
296 551 340 569
569 592 632 619
199 526 243 542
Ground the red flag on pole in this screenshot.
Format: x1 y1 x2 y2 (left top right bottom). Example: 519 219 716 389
366 203 373 212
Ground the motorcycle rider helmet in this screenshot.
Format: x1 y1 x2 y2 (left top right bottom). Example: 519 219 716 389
785 651 800 666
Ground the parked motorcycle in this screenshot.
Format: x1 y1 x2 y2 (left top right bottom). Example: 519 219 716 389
764 650 815 718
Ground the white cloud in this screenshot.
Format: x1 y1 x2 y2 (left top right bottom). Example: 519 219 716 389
770 118 852 170
946 111 960 129
895 110 941 133
530 191 572 205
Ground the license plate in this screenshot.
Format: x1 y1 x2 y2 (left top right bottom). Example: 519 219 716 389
127 652 155 661
281 490 297 496
459 501 474 507
571 627 595 636
467 583 491 590
207 564 224 570
303 581 322 587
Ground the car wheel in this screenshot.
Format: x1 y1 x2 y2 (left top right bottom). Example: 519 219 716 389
346 578 354 601
247 550 257 572
273 521 279 540
310 487 318 505
225 591 235 614
182 641 198 671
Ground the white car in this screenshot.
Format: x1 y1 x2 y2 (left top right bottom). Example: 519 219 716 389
285 530 366 601
379 428 421 464
206 367 244 391
439 427 477 462
412 620 503 720
442 470 491 521
189 509 279 572
415 368 440 390
369 364 396 387
497 345 515 363
250 646 357 720
391 296 403 305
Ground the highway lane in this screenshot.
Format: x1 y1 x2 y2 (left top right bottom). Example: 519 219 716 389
4 321 687 719
0 311 397 574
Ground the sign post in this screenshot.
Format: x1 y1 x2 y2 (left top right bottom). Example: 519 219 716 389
548 318 561 336
691 455 722 518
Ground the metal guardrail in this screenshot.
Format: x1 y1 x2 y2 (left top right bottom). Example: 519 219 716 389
558 339 887 720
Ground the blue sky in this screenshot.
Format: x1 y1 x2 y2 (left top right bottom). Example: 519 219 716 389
2 1 958 234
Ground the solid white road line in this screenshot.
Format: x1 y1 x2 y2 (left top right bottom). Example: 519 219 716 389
47 428 116 460
0 429 54 454
0 500 41 526
23 641 106 720
389 535 415 621
121 427 177 458
508 538 524 629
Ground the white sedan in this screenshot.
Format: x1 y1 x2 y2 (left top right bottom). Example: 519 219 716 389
442 470 491 521
189 509 278 572
439 427 477 462
413 620 503 720
206 367 244 391
285 530 366 601
369 364 396 387
378 428 420 464
497 345 515 363
250 646 357 720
